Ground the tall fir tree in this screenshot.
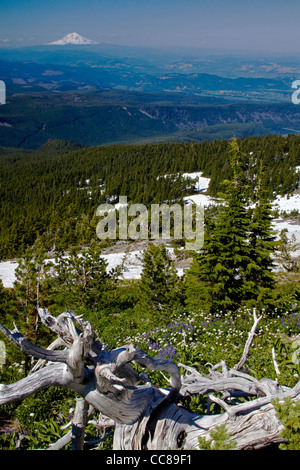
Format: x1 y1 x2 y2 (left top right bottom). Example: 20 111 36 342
246 161 277 309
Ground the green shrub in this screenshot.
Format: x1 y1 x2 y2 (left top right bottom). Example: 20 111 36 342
198 424 237 450
272 397 300 450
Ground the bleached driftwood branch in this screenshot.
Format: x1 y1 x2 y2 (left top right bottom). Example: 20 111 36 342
0 308 299 450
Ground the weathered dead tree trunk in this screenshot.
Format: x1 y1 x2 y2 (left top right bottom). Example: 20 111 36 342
0 308 299 450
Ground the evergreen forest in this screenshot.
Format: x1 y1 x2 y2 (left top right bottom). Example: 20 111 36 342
0 135 300 450
0 133 299 259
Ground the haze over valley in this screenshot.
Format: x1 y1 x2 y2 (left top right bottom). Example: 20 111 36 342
1 35 300 148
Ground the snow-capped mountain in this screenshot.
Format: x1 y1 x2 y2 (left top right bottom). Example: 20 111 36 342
48 32 98 45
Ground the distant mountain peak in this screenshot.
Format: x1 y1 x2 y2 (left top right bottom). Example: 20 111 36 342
48 32 98 45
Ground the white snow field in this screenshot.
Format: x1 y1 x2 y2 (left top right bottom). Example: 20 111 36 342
0 249 184 289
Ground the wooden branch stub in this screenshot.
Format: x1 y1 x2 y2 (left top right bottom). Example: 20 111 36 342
71 398 89 450
233 308 262 371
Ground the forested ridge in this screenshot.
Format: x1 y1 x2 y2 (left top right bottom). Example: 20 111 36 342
0 134 299 259
1 90 300 149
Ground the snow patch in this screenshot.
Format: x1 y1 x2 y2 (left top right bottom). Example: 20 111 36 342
272 193 300 213
0 261 18 288
181 172 210 192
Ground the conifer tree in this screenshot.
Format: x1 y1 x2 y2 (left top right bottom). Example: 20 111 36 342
186 138 252 313
138 242 183 320
14 240 51 338
246 162 277 308
52 242 112 309
277 229 298 272
0 280 10 325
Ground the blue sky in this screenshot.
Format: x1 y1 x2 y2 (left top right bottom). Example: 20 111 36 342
0 0 299 53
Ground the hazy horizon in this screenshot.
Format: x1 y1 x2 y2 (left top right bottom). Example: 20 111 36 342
0 0 299 55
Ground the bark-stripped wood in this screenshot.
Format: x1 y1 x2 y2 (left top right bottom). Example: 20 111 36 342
0 308 299 450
